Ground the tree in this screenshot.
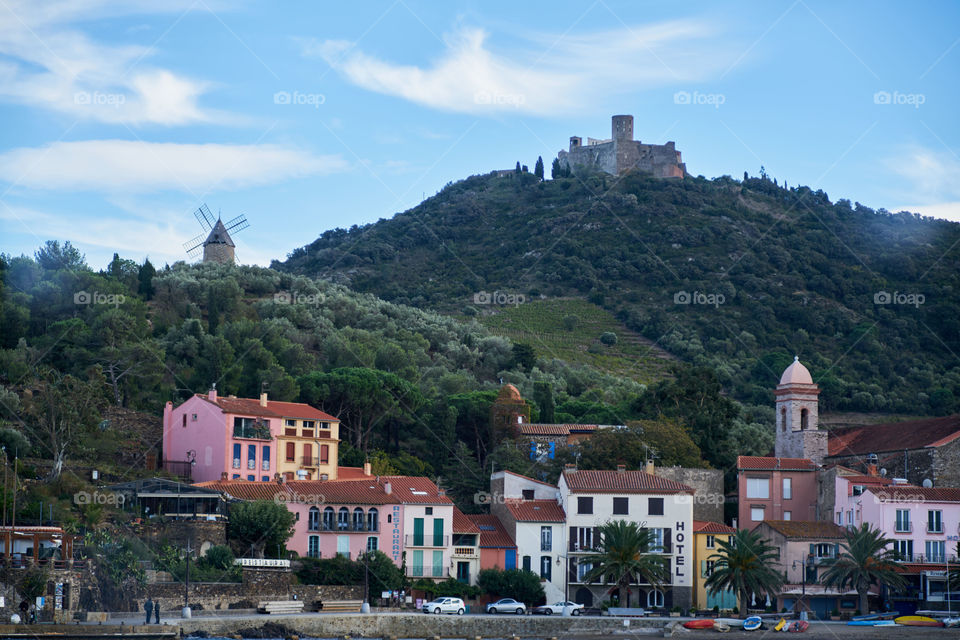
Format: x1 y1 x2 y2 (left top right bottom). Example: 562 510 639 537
820 524 905 615
34 240 87 272
477 568 545 604
511 343 536 371
705 528 784 613
533 381 555 423
562 315 579 331
515 162 522 174
137 258 157 300
600 331 618 346
534 156 544 180
227 500 295 558
582 520 668 607
551 158 562 179
441 441 485 513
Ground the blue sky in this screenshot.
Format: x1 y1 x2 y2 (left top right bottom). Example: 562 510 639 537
1 0 958 269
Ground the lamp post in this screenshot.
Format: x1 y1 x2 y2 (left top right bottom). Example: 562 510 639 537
361 552 371 613
555 552 572 616
792 554 813 621
182 538 192 619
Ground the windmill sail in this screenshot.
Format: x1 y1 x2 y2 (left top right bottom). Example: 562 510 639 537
183 233 206 259
224 215 249 234
194 204 215 231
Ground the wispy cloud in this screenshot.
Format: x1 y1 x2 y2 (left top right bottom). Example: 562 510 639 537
0 140 347 193
886 145 960 222
301 21 736 116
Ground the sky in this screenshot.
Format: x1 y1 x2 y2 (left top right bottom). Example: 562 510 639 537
0 0 958 269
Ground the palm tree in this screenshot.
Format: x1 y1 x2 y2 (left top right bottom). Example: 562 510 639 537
581 520 668 608
705 528 784 614
820 523 905 615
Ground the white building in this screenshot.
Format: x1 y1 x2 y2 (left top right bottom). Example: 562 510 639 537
558 465 695 609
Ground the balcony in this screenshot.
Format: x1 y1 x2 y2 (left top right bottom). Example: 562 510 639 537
233 424 272 440
453 547 478 558
894 522 913 533
301 456 330 467
405 534 449 547
309 522 379 533
406 565 449 579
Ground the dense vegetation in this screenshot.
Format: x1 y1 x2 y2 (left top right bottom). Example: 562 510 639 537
278 170 960 415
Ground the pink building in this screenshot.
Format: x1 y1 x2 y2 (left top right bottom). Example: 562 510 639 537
466 514 517 571
163 388 339 483
737 456 818 526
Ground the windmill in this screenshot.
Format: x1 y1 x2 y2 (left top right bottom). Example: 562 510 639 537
183 203 250 264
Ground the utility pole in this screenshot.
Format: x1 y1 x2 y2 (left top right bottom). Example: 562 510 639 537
182 538 192 618
361 552 371 613
9 456 17 560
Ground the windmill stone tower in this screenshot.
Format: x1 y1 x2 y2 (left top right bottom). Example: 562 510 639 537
183 204 249 264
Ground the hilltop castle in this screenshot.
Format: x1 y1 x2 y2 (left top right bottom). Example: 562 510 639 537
557 115 686 178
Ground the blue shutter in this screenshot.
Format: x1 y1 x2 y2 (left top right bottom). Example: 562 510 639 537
529 441 537 459
549 442 556 459
505 549 516 570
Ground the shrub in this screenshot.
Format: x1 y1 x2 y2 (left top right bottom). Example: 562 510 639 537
599 332 618 346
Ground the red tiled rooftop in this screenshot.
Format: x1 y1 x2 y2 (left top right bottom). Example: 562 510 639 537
285 479 397 505
467 514 516 549
693 520 737 534
504 500 566 522
518 424 600 436
863 486 960 503
737 456 816 471
194 480 291 502
453 507 480 533
198 394 338 422
336 466 374 480
828 415 960 456
379 476 453 504
759 520 846 540
562 469 693 494
500 470 557 488
841 474 893 485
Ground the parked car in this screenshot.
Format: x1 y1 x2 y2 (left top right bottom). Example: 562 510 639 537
421 597 465 615
534 601 584 616
486 598 527 614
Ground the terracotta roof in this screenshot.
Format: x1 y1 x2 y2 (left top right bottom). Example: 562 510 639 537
779 357 814 385
467 514 516 549
0 526 68 534
380 476 453 505
194 480 292 502
453 507 480 533
499 470 558 488
841 474 893 486
284 480 397 505
863 486 960 503
737 456 816 471
496 384 525 403
828 415 960 456
197 394 338 422
518 423 600 436
562 469 693 494
504 500 566 522
759 520 846 540
336 466 374 480
693 520 736 534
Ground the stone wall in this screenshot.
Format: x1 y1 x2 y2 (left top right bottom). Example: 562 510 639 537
654 466 725 523
0 564 98 622
776 429 827 466
140 520 226 555
828 447 935 487
139 580 361 614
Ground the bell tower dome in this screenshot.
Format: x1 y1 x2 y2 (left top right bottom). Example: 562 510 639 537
774 356 825 464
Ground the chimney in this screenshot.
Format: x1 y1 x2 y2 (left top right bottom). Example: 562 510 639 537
564 463 577 472
644 459 655 474
866 463 878 477
617 464 626 475
363 461 372 476
384 481 392 495
220 472 228 480
208 384 217 402
259 392 268 407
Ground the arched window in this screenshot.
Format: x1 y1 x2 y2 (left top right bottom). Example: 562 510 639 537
647 589 664 608
338 507 349 530
781 407 787 432
322 507 334 531
366 508 379 532
308 506 320 531
353 507 365 531
800 408 809 430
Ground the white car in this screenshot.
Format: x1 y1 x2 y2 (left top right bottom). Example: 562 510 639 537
421 597 465 615
486 598 527 614
534 601 584 616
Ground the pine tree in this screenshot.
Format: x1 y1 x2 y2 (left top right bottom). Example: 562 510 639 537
515 161 521 174
534 156 544 180
551 158 561 179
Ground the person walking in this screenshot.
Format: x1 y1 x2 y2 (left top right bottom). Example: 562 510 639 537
144 597 153 625
154 600 160 624
18 599 28 622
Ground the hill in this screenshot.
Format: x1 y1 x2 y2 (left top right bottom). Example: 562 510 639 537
276 170 960 415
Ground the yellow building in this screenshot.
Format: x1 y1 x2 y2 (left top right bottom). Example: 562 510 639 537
275 410 341 481
693 520 738 611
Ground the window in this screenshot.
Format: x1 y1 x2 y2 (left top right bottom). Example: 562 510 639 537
647 589 664 608
247 444 256 469
782 478 792 500
232 474 240 480
302 420 315 437
307 536 319 558
705 560 716 577
233 444 241 468
425 507 433 515
836 511 842 525
705 535 715 549
800 408 809 430
338 507 349 530
303 443 312 465
926 540 945 562
246 474 254 481
320 444 329 465
337 535 349 558
262 445 270 471
285 419 296 427
780 407 787 432
846 510 853 526
815 543 835 558
852 485 864 496
648 497 664 516
285 442 295 462
613 497 629 515
541 526 552 552
322 507 334 531
540 556 552 581
182 414 187 427
366 508 378 532
746 477 770 499
895 509 911 532
353 507 364 531
367 536 378 552
522 489 535 500
308 507 320 531
522 555 531 571
893 540 913 562
577 497 593 514
577 560 593 582
575 527 596 551
751 507 765 521
262 476 269 481
783 511 792 521
928 510 943 533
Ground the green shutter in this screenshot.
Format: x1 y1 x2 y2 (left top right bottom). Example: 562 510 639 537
433 550 443 577
433 517 444 547
701 559 707 578
414 518 424 546
412 550 423 576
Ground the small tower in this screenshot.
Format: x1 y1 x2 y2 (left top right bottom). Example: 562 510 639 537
612 115 634 142
774 356 825 464
490 384 530 440
202 218 236 264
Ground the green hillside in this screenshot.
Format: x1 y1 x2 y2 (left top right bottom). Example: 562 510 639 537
277 169 960 415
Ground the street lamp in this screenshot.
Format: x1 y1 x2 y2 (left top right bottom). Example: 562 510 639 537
555 552 572 616
792 554 813 621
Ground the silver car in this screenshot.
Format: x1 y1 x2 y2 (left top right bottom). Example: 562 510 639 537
486 598 527 614
422 597 465 615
